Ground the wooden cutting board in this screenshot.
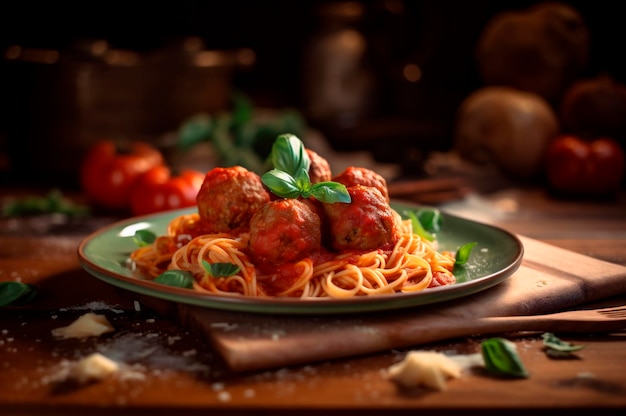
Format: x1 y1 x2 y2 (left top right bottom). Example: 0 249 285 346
173 235 626 372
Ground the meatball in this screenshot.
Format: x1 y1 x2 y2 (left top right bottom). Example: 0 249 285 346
332 166 389 202
306 148 332 183
249 198 322 265
323 185 399 251
196 166 270 234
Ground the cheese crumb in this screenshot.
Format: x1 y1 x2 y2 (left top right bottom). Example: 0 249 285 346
51 313 115 339
71 353 119 383
386 351 462 391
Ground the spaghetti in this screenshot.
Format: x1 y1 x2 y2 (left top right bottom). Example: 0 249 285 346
130 211 457 299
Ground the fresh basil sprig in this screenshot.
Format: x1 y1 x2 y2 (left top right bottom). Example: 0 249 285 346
542 332 584 358
481 337 529 378
0 282 37 307
202 261 241 278
269 133 311 177
261 134 351 204
154 270 195 289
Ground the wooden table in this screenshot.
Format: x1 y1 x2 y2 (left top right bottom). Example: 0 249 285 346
1 185 625 415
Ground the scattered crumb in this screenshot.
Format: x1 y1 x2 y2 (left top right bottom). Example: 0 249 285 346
212 381 225 391
182 349 197 357
167 336 182 345
217 391 231 402
59 301 124 314
448 353 484 370
209 322 239 331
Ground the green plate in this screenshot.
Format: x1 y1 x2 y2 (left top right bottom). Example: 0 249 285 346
78 203 523 315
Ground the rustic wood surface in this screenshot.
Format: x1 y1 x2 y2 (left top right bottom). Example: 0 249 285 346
1 186 625 415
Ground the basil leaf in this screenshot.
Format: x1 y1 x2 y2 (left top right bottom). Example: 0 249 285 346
231 92 253 131
542 332 584 358
263 135 351 204
308 182 351 204
542 332 584 351
0 282 37 307
296 168 313 190
455 242 477 265
404 210 435 241
202 261 240 277
133 229 157 247
417 208 442 233
270 134 310 177
262 170 303 198
178 114 214 150
154 270 194 289
481 337 529 378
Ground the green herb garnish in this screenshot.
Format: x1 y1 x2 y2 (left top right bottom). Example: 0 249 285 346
176 93 306 174
404 210 433 241
154 270 195 289
0 282 37 307
262 134 351 204
133 229 157 247
2 189 89 217
268 133 310 177
481 337 529 378
455 242 477 265
202 261 241 278
416 208 442 233
542 332 584 358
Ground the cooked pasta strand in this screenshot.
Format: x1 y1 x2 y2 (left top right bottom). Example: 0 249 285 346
129 209 456 299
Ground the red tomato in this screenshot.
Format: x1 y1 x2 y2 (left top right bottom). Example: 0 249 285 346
81 140 164 210
130 166 205 216
544 135 625 195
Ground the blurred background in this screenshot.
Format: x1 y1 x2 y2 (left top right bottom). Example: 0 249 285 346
1 0 624 193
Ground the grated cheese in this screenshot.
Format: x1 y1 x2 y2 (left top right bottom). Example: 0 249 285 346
51 313 115 339
71 353 119 383
386 351 462 391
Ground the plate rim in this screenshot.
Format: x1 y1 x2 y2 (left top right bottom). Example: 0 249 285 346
77 205 524 315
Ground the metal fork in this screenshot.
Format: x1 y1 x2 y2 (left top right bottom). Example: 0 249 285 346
469 306 626 335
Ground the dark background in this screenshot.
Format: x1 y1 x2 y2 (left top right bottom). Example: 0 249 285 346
0 0 624 185
2 0 623 102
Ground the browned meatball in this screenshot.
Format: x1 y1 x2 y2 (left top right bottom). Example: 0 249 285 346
196 166 270 234
306 148 332 183
323 185 399 252
249 198 322 265
332 166 389 202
